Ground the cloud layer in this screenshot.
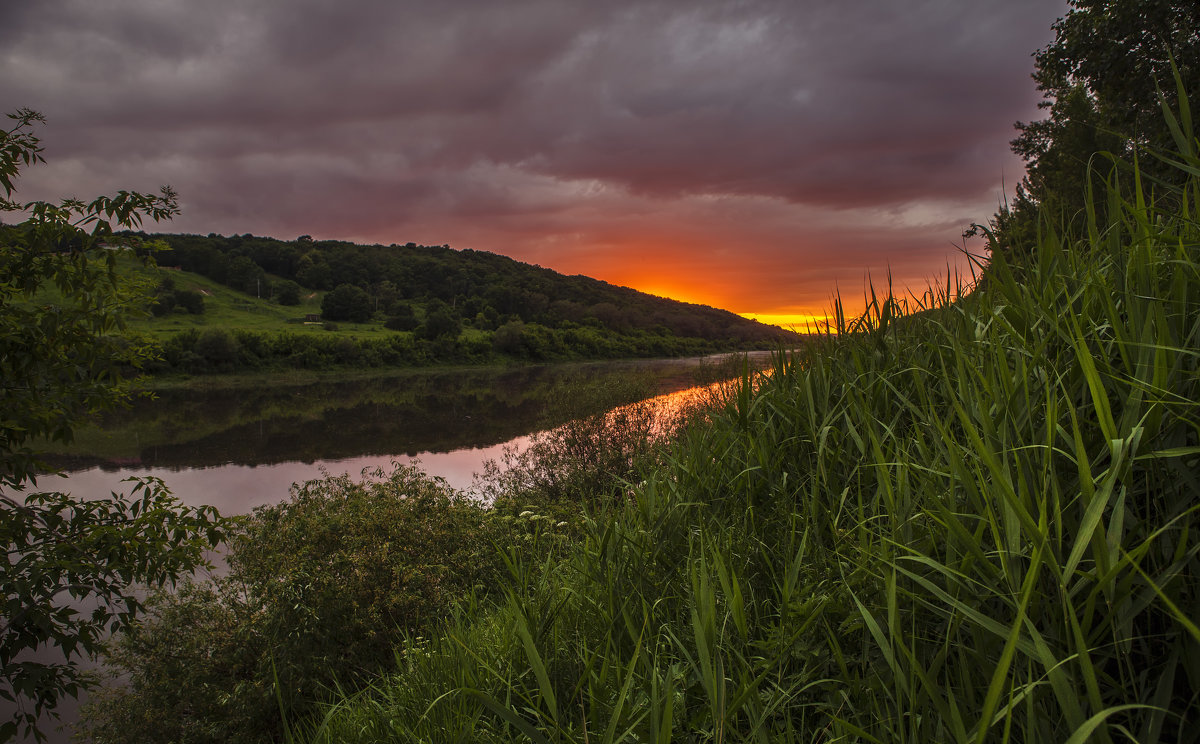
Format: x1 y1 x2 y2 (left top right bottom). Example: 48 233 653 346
1 0 1066 319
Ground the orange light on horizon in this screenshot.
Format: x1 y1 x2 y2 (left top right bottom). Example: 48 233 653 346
623 278 832 332
591 260 838 332
738 312 832 333
624 281 712 307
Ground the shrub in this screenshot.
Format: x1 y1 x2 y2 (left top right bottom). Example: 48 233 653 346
417 306 460 341
491 319 526 355
173 288 204 314
192 328 239 371
81 465 511 744
384 303 418 331
321 283 371 323
275 279 302 306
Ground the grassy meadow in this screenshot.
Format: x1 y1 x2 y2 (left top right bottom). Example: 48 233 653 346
121 260 385 339
81 101 1200 744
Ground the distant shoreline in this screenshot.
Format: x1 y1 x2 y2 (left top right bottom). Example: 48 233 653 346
131 345 786 392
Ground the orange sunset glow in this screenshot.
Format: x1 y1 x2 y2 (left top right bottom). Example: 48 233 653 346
2 1 1066 325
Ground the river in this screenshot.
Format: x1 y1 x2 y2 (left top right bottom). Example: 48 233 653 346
34 352 767 514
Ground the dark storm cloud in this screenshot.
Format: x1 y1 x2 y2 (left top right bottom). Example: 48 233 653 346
0 0 1066 315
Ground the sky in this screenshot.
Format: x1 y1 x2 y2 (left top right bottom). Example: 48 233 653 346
1 0 1068 327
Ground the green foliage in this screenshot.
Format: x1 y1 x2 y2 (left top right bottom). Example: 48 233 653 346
150 276 205 316
383 302 418 331
192 328 241 371
492 320 529 355
275 278 302 306
999 0 1199 249
80 465 514 744
226 254 267 297
320 283 372 323
417 301 461 341
173 287 205 314
2 480 227 742
0 109 229 742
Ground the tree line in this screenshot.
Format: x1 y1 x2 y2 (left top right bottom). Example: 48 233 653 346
147 323 745 375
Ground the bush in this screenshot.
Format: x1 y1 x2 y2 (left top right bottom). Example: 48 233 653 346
321 283 371 323
417 306 460 341
81 465 511 744
173 288 204 314
275 279 302 306
384 303 418 331
491 320 526 355
192 328 239 371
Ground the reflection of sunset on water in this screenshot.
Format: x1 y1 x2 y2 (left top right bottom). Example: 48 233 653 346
602 363 774 436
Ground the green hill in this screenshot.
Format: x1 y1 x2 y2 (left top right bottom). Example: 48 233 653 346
116 232 797 374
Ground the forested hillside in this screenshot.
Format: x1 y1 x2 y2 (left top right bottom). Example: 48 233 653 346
122 231 796 373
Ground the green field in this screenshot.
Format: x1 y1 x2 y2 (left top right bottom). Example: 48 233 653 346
126 262 380 338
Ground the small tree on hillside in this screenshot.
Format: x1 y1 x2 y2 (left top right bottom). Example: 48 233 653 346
418 302 461 341
276 279 302 306
321 283 372 323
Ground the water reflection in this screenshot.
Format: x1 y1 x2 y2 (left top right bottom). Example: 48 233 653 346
35 354 767 513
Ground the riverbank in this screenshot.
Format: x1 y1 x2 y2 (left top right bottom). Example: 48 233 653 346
131 348 774 392
286 142 1197 741
137 317 787 379
76 184 1200 742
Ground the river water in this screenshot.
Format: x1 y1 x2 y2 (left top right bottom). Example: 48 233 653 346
35 352 768 514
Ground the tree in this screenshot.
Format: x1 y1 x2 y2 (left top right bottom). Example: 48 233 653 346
417 301 461 341
173 288 205 315
998 0 1200 250
492 320 528 355
320 283 372 323
193 328 241 371
371 278 399 314
295 250 331 290
226 254 266 297
0 109 229 742
384 302 418 331
275 279 302 306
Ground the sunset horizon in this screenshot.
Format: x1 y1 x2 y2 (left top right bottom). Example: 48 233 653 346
1 0 1067 325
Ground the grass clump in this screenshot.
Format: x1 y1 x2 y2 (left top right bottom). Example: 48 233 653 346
302 108 1200 742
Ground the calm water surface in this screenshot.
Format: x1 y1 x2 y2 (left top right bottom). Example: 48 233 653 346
36 353 768 514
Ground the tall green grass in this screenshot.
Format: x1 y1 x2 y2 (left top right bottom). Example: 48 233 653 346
303 102 1199 743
